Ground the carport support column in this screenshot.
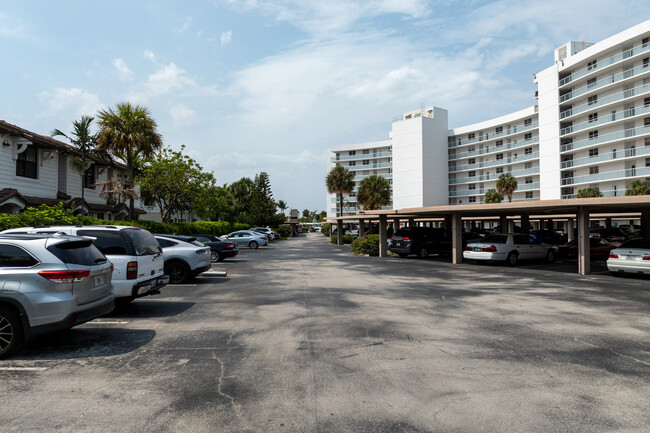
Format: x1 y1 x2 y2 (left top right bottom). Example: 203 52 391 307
520 214 530 234
359 219 365 237
578 207 591 275
499 215 508 233
567 218 574 242
337 220 343 245
378 215 388 258
640 209 650 239
393 218 400 231
408 218 415 227
452 212 463 264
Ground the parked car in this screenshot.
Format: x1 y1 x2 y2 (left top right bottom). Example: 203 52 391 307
589 227 628 243
313 226 322 233
463 233 557 265
530 229 567 246
557 237 617 260
154 236 212 284
0 233 115 359
390 227 451 258
1 225 169 304
221 230 268 249
617 224 638 236
607 238 650 275
191 234 239 262
250 227 280 240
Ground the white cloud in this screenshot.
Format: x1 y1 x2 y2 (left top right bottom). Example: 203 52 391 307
220 30 232 46
127 62 197 103
144 50 157 63
38 88 103 118
170 104 197 126
179 16 192 32
112 58 134 81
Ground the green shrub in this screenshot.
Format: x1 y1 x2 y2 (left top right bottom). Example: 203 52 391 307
275 225 291 238
330 234 354 244
321 223 331 236
351 234 380 256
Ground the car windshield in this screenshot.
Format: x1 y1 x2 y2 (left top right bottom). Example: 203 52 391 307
619 239 650 249
47 240 107 266
124 229 162 256
482 235 508 244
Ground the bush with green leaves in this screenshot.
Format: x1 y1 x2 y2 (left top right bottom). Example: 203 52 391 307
351 234 380 256
321 223 331 236
330 234 354 244
275 225 291 238
576 187 603 198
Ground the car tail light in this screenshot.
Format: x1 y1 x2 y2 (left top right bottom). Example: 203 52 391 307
464 246 472 251
401 237 412 241
643 256 650 261
38 270 90 283
482 245 497 252
390 237 394 241
127 261 138 280
110 263 114 272
226 243 235 249
608 254 618 259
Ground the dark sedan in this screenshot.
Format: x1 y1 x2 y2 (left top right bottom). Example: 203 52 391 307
557 237 618 260
163 234 239 262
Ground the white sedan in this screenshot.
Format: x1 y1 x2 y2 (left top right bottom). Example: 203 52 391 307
463 233 557 265
606 238 650 275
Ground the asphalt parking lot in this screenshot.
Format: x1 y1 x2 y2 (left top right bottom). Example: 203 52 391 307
1 233 648 432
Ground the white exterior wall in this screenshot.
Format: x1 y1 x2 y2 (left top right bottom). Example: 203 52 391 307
0 139 59 198
536 64 562 200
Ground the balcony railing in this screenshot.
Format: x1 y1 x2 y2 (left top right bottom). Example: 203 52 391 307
560 124 650 153
449 167 539 185
561 145 650 169
560 63 650 103
331 151 392 162
347 162 392 171
560 105 650 136
559 41 650 87
449 137 539 160
449 183 539 197
449 151 539 173
562 188 622 199
353 173 392 181
561 166 650 186
560 83 650 120
448 121 538 148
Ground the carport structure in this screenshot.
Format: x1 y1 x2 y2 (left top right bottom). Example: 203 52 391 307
328 196 650 275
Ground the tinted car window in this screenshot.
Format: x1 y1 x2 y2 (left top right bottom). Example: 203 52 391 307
619 239 650 249
195 236 211 243
123 229 161 256
393 229 414 237
0 244 38 267
77 230 128 255
156 238 177 248
514 235 530 245
47 240 107 266
482 235 508 244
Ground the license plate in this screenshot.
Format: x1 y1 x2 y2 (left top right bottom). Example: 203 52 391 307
395 242 401 246
94 275 105 286
474 247 481 252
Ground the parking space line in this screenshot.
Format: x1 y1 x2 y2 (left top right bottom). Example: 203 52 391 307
91 320 130 324
0 367 49 372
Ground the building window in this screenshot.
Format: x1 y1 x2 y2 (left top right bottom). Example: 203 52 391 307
644 37 649 47
496 153 504 160
468 171 476 177
524 147 532 155
524 118 532 126
467 133 475 140
349 161 356 166
524 133 532 140
588 113 598 123
644 57 649 68
525 162 533 169
590 166 599 174
588 95 598 105
362 149 370 154
469 183 476 190
645 117 650 127
362 160 369 165
496 126 503 134
468 196 477 203
589 148 599 157
349 150 356 156
83 165 95 189
589 130 599 140
587 77 597 88
496 167 504 174
646 157 650 167
525 177 533 184
644 97 650 107
496 140 503 147
525 192 533 199
16 146 37 179
468 146 476 153
587 60 597 70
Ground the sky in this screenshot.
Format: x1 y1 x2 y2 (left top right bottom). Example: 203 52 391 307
1 1 649 213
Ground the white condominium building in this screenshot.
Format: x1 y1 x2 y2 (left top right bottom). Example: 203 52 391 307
327 20 650 218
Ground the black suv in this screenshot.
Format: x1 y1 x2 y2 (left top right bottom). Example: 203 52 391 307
389 227 451 258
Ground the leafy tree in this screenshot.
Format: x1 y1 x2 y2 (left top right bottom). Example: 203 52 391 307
302 209 310 219
484 188 503 203
228 177 255 219
625 179 650 196
277 200 288 215
138 146 215 222
357 175 391 210
496 173 518 202
318 211 327 221
96 102 163 220
326 165 354 217
249 172 278 226
195 184 232 222
576 186 603 198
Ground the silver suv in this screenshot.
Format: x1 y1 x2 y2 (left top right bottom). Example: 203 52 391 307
1 226 169 304
0 234 115 359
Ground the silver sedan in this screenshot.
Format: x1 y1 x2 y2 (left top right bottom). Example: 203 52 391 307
221 231 268 249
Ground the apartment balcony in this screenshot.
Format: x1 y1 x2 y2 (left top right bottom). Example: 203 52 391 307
346 162 392 171
560 104 650 136
559 40 650 87
449 183 540 198
562 188 624 199
560 166 650 186
353 173 392 181
448 151 539 173
331 151 392 162
560 63 650 104
448 137 539 160
560 124 650 153
449 167 539 185
518 182 541 191
447 121 539 148
559 83 650 120
561 145 650 169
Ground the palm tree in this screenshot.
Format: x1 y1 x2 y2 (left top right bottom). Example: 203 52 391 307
625 179 650 196
496 173 518 202
96 102 163 220
576 186 603 198
51 115 96 209
357 175 391 210
484 188 503 203
326 165 354 217
277 200 288 215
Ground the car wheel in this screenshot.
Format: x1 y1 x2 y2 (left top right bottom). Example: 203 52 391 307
0 306 25 360
166 260 189 284
398 253 408 258
216 254 225 262
249 241 259 249
211 251 219 262
506 252 518 266
546 249 556 263
418 248 428 259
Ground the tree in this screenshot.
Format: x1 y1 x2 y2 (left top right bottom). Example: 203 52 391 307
318 211 327 221
496 173 518 202
357 175 391 210
576 186 603 198
302 209 310 219
326 165 354 217
484 188 503 203
51 115 98 207
96 102 163 220
625 179 650 196
138 146 215 222
249 172 278 226
277 200 288 215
